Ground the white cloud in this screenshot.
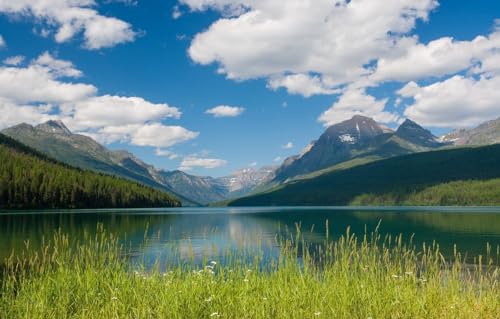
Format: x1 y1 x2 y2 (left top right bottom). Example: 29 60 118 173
131 124 199 148
205 105 245 117
400 75 500 128
249 161 257 167
34 52 83 77
179 156 227 170
281 142 293 149
0 52 199 149
0 54 96 104
0 98 57 129
155 148 179 160
0 0 137 49
273 156 282 162
63 95 181 130
372 31 500 82
0 34 4 47
267 74 339 97
318 88 400 127
172 5 182 19
3 55 25 66
184 0 437 87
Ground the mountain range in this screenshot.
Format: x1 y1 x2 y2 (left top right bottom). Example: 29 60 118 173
1 121 275 205
2 115 499 207
273 116 447 183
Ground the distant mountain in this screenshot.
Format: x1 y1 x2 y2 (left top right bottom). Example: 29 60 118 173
0 133 180 209
160 170 227 204
440 117 500 146
395 119 442 148
2 121 198 206
228 144 500 207
2 121 276 206
273 116 445 182
160 166 277 204
217 166 277 197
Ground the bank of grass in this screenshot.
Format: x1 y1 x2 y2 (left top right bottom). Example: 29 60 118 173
1 226 499 318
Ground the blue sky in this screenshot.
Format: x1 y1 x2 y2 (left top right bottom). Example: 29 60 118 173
0 0 499 177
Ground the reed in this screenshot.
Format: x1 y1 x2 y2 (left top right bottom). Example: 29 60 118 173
1 224 498 318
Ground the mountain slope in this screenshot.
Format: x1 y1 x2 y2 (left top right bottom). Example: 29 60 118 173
0 133 181 209
2 121 198 206
160 170 228 204
160 166 277 204
441 117 500 146
273 116 445 183
228 144 500 206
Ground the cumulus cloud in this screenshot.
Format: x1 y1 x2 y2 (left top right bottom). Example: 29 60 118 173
184 0 437 89
181 1 500 128
400 75 500 128
372 31 500 82
179 156 227 170
281 142 293 149
131 124 199 148
3 55 25 66
267 74 340 97
0 0 137 49
0 54 96 104
205 105 245 117
62 95 181 130
0 52 199 148
0 34 4 47
318 88 400 127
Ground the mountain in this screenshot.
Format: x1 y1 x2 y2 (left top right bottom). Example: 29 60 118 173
1 121 198 206
159 170 227 204
0 133 180 209
440 117 500 146
2 121 276 206
160 166 277 204
228 144 500 207
273 116 445 183
394 119 442 148
216 166 277 197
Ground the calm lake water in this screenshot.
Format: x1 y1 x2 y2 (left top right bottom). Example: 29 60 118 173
1 207 499 266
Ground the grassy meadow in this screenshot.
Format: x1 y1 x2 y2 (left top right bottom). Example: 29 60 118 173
1 225 499 319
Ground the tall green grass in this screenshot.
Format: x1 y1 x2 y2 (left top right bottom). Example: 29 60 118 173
1 225 499 318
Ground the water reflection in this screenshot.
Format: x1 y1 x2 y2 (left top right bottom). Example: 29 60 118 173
0 207 499 266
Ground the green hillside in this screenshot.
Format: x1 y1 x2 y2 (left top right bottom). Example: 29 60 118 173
0 134 181 209
229 144 500 206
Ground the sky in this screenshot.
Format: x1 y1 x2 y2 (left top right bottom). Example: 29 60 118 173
0 0 499 177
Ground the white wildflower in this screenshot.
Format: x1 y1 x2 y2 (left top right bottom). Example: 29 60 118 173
210 312 220 317
314 311 322 316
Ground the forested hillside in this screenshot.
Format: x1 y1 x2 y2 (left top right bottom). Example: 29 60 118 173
0 134 181 209
229 144 500 206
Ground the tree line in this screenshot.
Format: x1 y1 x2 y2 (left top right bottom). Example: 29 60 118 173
0 134 180 209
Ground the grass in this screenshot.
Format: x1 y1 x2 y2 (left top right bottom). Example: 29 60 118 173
1 225 499 318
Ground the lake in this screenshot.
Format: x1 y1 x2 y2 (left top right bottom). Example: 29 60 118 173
1 206 499 267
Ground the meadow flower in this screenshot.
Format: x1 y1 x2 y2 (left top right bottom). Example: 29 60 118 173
243 278 249 282
210 312 220 317
314 311 321 316
111 297 118 301
210 261 217 265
